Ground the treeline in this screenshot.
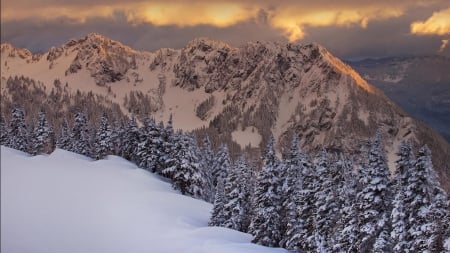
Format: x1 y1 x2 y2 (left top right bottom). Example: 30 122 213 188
209 133 450 252
1 105 449 252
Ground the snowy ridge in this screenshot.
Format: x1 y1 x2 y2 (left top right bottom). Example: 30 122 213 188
1 34 450 192
0 146 287 253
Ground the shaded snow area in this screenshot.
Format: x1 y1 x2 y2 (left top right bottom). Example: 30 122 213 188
231 126 262 148
1 146 286 253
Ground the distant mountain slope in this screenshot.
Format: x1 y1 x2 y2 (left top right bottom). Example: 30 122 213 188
1 34 449 192
348 56 450 142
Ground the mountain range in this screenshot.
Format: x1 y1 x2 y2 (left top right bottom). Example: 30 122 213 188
349 55 450 143
1 33 449 191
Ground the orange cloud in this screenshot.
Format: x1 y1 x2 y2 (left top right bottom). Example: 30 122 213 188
0 1 444 41
411 8 450 35
270 7 403 41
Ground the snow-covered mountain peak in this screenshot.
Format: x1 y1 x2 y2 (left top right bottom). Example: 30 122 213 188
1 43 36 61
2 34 450 192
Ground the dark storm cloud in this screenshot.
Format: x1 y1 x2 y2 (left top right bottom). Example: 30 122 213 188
1 0 449 59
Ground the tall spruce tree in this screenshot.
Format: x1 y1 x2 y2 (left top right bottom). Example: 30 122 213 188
407 145 450 252
160 114 175 175
391 141 415 252
57 118 71 151
31 110 53 155
121 117 140 162
93 113 114 160
201 136 215 202
162 133 206 199
283 138 314 251
211 144 232 187
223 156 252 232
250 135 282 247
209 178 226 227
354 131 392 252
0 114 9 146
313 148 339 251
136 117 163 172
69 112 91 156
332 153 358 252
8 107 29 152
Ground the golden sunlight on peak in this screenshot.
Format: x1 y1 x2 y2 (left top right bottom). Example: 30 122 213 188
411 8 450 35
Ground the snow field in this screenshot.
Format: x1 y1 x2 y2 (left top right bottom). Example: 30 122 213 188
1 146 286 253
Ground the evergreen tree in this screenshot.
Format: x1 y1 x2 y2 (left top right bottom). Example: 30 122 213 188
250 135 282 247
93 113 114 160
313 148 339 251
162 133 206 199
391 141 415 252
211 144 232 187
279 136 301 247
57 118 71 151
0 114 9 146
8 107 29 152
408 145 450 252
31 110 53 155
209 178 226 227
283 138 314 251
223 156 252 232
69 112 91 156
136 117 163 172
121 117 140 162
332 153 358 252
353 131 392 252
201 136 215 202
160 114 175 175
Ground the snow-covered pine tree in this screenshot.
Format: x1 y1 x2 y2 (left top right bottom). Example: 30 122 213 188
390 141 415 252
160 114 175 175
121 117 140 163
249 135 282 247
31 110 53 155
0 113 9 146
283 137 314 251
69 112 91 156
209 177 226 227
313 148 339 251
332 153 359 252
136 117 163 172
8 107 29 152
201 136 215 202
162 133 206 199
408 145 450 252
111 120 125 156
211 144 232 187
223 156 252 232
93 113 114 160
57 118 71 151
279 136 301 247
354 130 392 252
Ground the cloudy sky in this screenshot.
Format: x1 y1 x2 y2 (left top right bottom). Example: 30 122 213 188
1 0 449 59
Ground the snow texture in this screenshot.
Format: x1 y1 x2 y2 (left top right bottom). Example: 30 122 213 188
1 146 287 253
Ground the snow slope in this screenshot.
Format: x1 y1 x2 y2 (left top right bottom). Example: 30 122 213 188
0 146 287 253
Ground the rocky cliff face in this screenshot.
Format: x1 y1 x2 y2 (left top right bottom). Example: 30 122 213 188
2 34 449 191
